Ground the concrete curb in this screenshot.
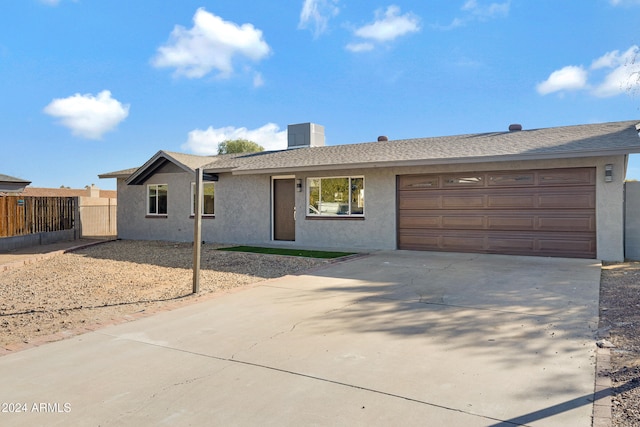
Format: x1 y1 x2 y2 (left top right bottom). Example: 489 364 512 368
592 347 612 427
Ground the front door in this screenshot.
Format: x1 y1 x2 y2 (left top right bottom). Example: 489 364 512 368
273 178 295 241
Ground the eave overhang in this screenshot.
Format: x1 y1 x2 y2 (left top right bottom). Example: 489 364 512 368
205 145 640 176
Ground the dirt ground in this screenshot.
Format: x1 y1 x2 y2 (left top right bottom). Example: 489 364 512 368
600 262 640 427
1 241 639 425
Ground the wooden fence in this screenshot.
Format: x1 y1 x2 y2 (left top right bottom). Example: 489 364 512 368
0 196 76 238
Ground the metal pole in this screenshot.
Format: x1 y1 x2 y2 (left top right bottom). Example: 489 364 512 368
192 168 203 293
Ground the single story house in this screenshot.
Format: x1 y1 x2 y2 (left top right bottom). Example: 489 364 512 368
0 174 31 194
100 120 640 261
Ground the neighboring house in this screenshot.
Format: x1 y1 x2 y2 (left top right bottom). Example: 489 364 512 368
100 121 640 261
0 174 31 194
19 184 116 199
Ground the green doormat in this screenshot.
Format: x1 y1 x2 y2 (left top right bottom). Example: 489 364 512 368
218 246 355 259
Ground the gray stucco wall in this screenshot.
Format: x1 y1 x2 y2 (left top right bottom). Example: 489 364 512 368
116 167 272 245
116 164 195 242
115 155 627 261
625 181 640 260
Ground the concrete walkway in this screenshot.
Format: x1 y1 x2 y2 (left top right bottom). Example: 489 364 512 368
0 251 601 426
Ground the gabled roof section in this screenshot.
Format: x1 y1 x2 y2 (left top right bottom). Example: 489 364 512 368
0 174 31 184
202 120 640 175
0 174 31 193
124 151 215 185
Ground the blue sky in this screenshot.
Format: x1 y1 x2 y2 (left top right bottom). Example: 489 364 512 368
1 0 640 190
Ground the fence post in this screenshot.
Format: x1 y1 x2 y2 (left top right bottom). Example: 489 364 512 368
74 197 81 239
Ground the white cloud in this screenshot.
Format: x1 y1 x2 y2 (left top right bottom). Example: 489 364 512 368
590 46 640 97
299 0 340 38
182 123 287 155
354 6 420 42
346 5 419 52
152 8 271 79
537 45 640 98
43 90 129 140
536 66 588 95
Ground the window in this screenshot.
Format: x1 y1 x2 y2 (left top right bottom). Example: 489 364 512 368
308 177 364 216
443 175 484 186
147 184 168 215
191 182 215 216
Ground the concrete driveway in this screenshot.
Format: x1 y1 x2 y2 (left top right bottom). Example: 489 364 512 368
0 251 601 426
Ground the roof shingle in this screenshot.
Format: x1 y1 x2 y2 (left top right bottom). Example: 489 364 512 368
99 120 640 179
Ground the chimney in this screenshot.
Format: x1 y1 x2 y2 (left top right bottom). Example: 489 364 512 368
85 184 100 198
377 136 389 142
287 123 325 149
509 124 522 132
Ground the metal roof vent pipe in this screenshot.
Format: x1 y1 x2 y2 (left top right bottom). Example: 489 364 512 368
509 124 523 132
377 135 389 142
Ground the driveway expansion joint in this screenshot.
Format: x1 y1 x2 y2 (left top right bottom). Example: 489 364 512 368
105 334 517 425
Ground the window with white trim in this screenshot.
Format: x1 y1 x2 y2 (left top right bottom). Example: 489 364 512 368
307 177 364 216
147 184 168 215
191 182 215 216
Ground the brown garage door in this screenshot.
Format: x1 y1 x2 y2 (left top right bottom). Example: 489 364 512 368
397 168 596 258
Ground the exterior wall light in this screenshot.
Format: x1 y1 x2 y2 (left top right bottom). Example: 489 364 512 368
605 164 613 182
296 179 303 192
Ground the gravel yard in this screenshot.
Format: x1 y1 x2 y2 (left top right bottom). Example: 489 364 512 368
600 262 640 427
0 240 326 352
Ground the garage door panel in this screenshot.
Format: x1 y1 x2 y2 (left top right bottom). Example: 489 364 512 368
398 193 441 209
398 176 440 190
398 231 440 248
487 195 536 208
442 195 485 208
398 215 441 229
537 237 595 255
397 168 596 258
441 216 485 228
486 236 535 251
538 193 595 209
537 215 595 232
399 210 594 232
398 229 596 256
441 235 485 250
486 216 536 230
538 169 595 186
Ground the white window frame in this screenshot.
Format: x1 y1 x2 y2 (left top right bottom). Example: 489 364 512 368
306 176 365 217
190 182 215 217
147 184 168 216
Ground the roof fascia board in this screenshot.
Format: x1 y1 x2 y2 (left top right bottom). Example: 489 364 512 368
225 148 640 175
99 172 131 179
125 151 195 185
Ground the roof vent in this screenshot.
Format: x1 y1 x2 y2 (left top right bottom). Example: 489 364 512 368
509 124 522 132
377 135 389 142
